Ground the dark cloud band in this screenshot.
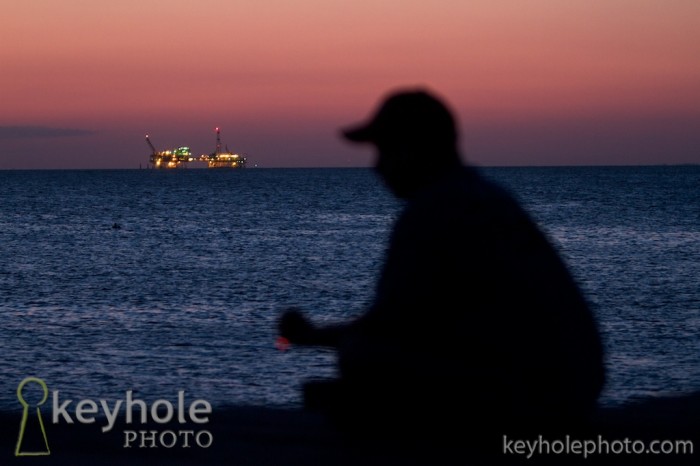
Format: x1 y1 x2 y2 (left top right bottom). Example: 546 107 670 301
0 126 96 139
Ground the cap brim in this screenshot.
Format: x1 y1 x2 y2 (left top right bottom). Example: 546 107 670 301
341 123 375 143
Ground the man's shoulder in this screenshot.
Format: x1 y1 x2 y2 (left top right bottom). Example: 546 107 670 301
395 166 539 246
410 167 518 214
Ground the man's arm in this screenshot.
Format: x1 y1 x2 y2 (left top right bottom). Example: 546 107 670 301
278 308 357 348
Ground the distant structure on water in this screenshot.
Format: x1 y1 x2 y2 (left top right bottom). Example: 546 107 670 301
146 127 247 169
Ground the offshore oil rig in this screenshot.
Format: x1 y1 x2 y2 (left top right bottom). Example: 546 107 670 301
146 127 247 169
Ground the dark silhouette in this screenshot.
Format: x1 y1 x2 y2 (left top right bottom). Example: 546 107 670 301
279 88 605 447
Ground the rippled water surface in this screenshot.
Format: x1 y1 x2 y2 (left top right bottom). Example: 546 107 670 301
0 166 698 410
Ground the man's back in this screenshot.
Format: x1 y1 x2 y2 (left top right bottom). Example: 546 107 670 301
341 166 605 430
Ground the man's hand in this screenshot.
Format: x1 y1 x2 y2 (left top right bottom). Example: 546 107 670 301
278 308 316 345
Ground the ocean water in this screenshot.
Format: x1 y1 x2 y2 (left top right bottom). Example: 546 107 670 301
0 166 698 411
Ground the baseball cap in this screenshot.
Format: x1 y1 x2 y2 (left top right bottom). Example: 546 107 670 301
342 88 457 146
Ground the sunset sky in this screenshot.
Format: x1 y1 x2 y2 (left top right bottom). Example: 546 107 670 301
1 0 699 169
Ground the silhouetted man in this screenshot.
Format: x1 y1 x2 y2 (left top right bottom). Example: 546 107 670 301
279 88 605 446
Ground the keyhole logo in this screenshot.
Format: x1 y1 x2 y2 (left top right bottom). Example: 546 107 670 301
16 377 51 456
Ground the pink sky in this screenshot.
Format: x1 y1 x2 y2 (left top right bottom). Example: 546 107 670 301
1 0 699 169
